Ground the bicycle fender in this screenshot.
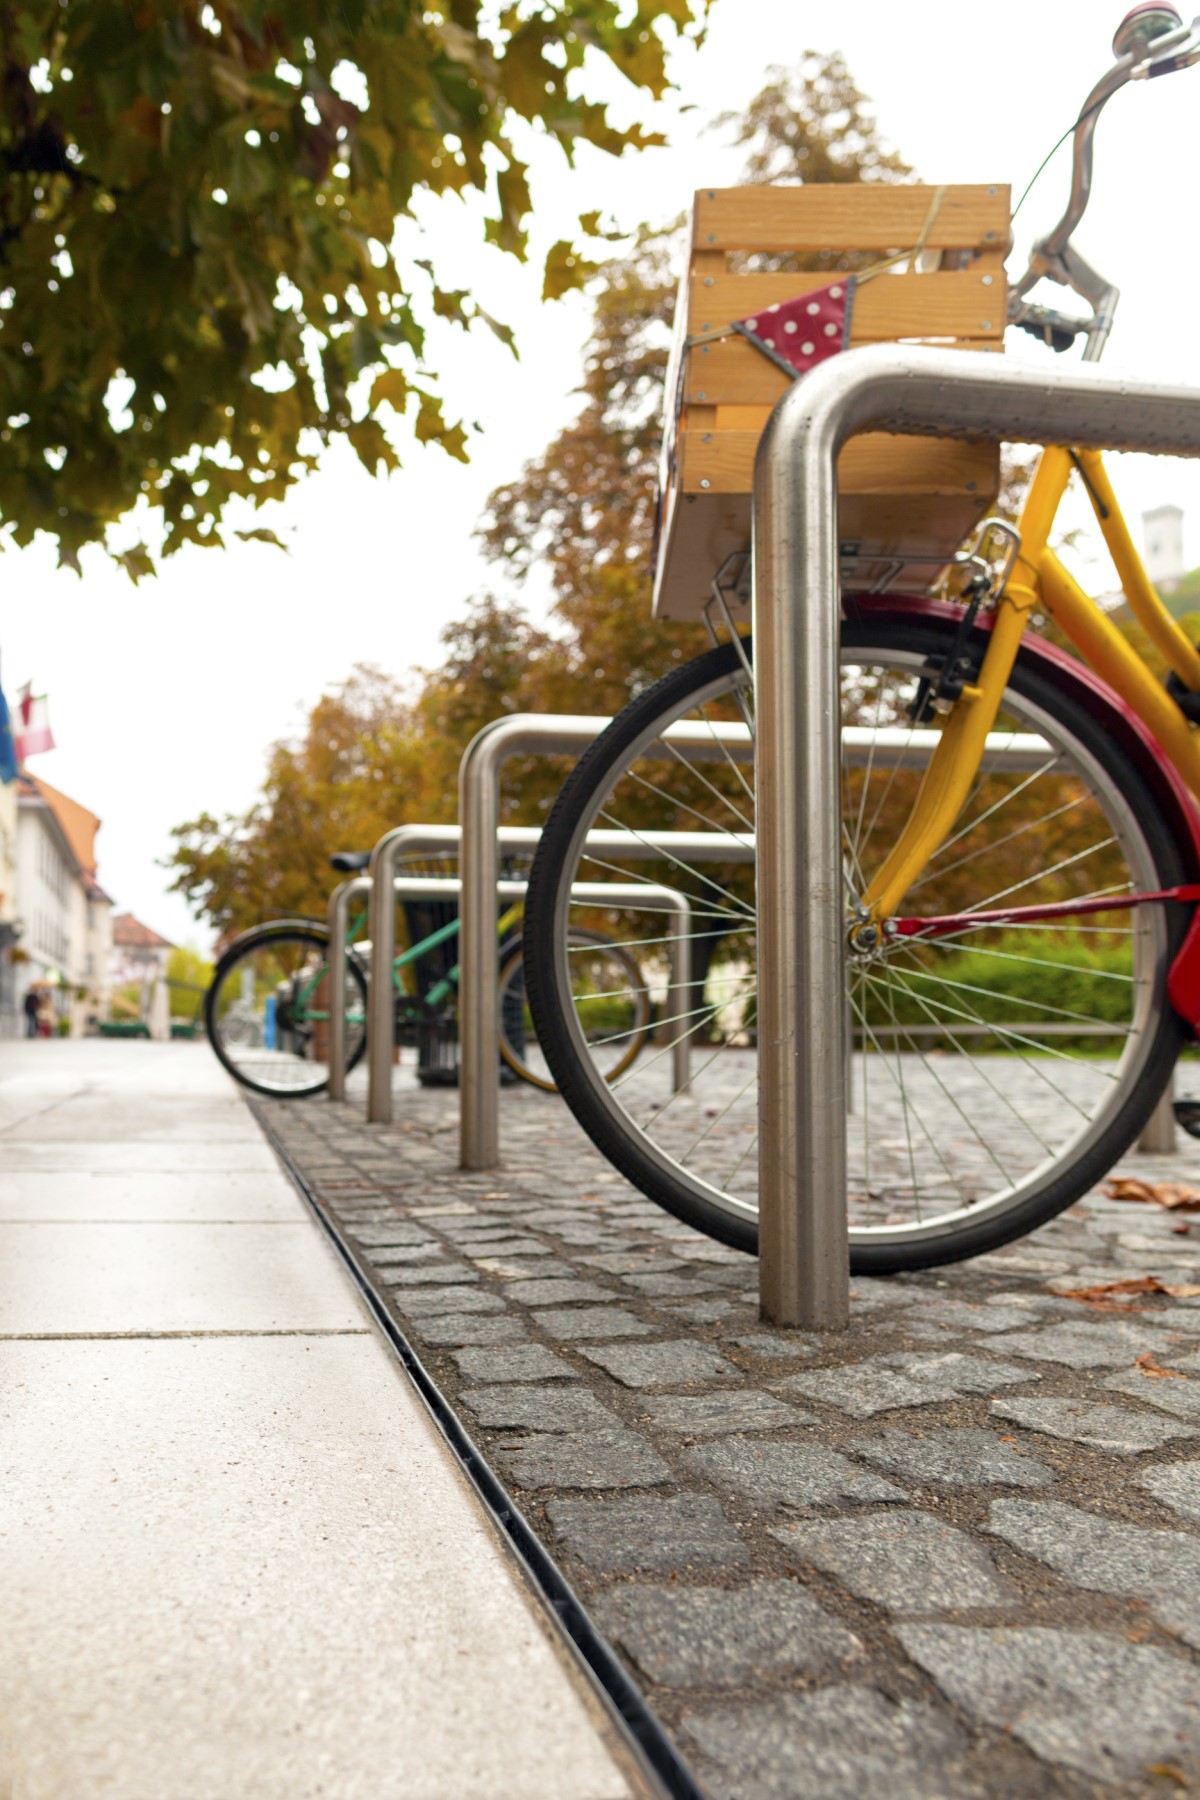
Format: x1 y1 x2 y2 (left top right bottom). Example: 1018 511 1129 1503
846 594 1200 1036
215 917 329 960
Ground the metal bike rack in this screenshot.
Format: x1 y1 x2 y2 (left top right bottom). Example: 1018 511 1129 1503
754 341 1200 1329
365 824 734 1123
323 871 690 1108
327 874 371 1102
458 715 760 1171
457 711 1057 1171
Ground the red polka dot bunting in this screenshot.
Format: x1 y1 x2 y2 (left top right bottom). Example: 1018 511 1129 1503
733 278 855 377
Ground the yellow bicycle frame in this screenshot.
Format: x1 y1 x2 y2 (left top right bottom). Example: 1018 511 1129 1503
861 447 1200 924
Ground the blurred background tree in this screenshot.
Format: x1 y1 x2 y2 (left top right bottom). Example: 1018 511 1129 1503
0 0 702 574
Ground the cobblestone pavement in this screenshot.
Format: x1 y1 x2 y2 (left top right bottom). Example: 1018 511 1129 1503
256 1068 1200 1800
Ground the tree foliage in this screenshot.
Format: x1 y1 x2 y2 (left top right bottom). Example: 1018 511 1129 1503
0 0 702 574
168 54 916 933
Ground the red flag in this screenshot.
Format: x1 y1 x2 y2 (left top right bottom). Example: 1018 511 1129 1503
15 684 55 760
733 278 855 378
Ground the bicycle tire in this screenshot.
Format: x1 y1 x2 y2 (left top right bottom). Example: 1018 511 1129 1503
205 921 367 1100
522 622 1189 1271
497 928 653 1093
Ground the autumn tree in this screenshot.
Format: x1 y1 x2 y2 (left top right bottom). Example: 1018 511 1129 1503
168 664 434 937
0 0 702 574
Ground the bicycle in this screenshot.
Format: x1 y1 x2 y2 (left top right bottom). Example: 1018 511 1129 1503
522 4 1200 1272
205 852 651 1100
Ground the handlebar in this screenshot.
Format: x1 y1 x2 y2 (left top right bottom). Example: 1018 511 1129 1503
1008 7 1200 361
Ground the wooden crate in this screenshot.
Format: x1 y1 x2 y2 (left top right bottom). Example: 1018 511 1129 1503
653 182 1010 621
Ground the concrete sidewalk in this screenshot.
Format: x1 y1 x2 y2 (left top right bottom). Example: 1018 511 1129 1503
0 1041 639 1800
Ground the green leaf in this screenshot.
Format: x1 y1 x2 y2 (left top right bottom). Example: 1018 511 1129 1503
542 239 600 302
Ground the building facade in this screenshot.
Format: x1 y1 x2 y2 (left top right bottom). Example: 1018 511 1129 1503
9 775 112 1037
109 913 176 989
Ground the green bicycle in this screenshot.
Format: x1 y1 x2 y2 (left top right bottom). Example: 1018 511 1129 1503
204 852 652 1100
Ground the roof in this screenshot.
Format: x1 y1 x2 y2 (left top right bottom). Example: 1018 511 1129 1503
18 774 101 878
112 912 176 952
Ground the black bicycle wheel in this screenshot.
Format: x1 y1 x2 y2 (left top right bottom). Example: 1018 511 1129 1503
523 622 1189 1271
205 922 367 1099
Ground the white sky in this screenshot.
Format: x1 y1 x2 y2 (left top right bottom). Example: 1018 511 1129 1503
7 0 1200 950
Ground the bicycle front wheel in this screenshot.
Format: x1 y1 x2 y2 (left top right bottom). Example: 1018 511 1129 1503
205 923 367 1099
498 929 653 1092
522 618 1188 1271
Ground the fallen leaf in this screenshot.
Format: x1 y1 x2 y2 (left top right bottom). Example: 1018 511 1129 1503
1135 1351 1188 1380
1146 1765 1188 1789
1104 1177 1200 1211
1061 1276 1170 1312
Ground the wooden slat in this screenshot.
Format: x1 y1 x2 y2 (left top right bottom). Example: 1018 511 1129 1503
685 335 1000 406
677 431 999 498
687 270 1006 340
692 184 1010 253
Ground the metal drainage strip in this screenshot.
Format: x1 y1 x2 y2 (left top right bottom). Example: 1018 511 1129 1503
253 1103 705 1800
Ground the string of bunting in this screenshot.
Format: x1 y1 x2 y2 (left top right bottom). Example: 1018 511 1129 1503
683 184 948 382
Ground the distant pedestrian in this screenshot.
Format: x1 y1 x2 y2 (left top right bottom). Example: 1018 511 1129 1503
37 992 53 1039
23 988 39 1038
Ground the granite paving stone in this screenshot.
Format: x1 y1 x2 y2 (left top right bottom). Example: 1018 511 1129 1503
361 1243 443 1267
989 1395 1197 1453
453 1344 579 1383
460 1239 560 1259
983 1318 1189 1368
897 1300 1039 1334
594 1581 861 1688
638 1392 814 1437
1138 1459 1200 1524
459 1384 616 1433
684 1439 907 1511
985 1498 1200 1649
346 1223 435 1247
880 1351 1037 1395
496 1427 672 1491
898 1624 1200 1785
580 1340 739 1388
531 1306 653 1341
411 1314 529 1347
616 1273 705 1298
506 1277 614 1306
579 1252 675 1274
771 1510 1015 1614
776 1361 943 1419
730 1333 817 1360
780 1352 1033 1420
849 1427 1053 1489
545 1493 750 1575
682 1685 969 1800
470 1255 576 1280
388 1283 501 1314
660 1298 741 1325
375 1261 480 1286
1104 1367 1200 1418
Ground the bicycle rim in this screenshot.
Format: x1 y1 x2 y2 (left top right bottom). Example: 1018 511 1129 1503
522 625 1185 1269
205 926 367 1099
498 930 652 1092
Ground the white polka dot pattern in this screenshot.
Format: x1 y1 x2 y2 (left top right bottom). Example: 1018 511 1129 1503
734 279 852 376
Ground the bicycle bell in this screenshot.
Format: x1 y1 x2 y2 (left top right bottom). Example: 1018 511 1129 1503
1113 3 1183 58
